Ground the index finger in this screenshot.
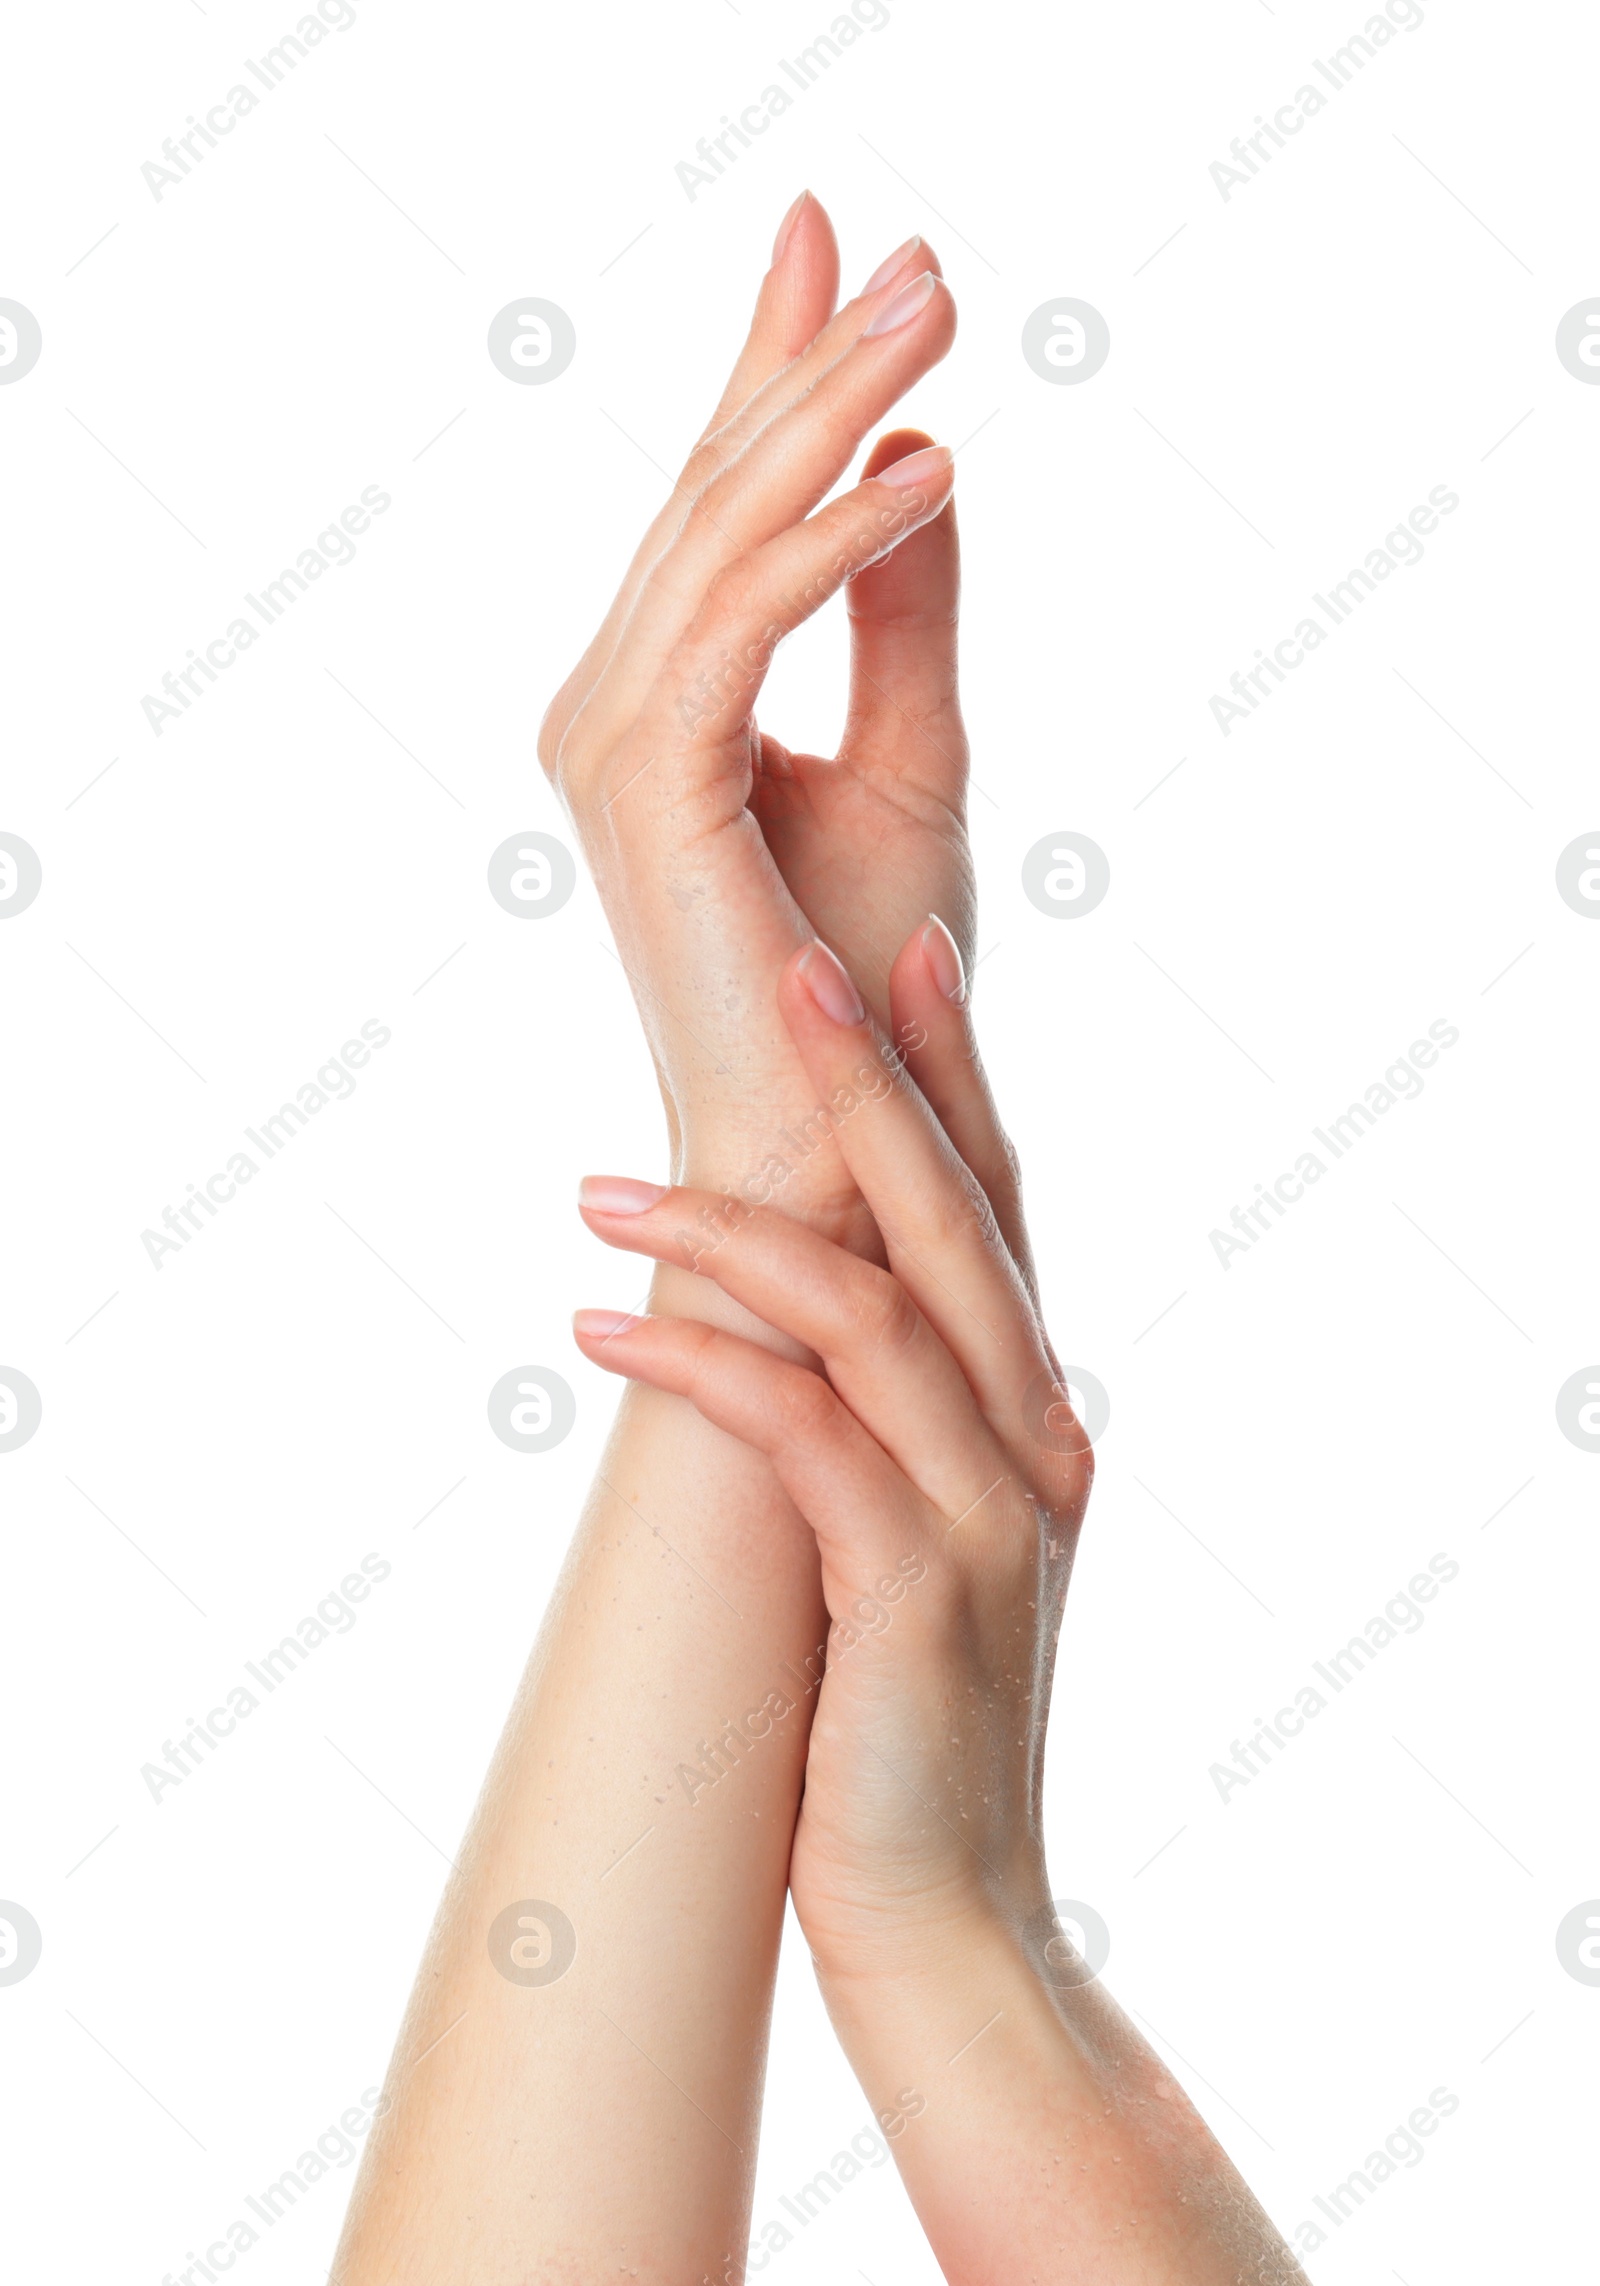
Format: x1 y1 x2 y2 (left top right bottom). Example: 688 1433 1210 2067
540 194 839 776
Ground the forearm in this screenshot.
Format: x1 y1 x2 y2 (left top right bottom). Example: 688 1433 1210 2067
334 1252 835 2284
819 1917 1308 2286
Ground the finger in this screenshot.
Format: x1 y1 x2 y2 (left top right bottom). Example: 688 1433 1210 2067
699 190 840 439
843 427 967 806
695 227 937 474
776 939 1053 1426
889 917 1039 1300
578 1178 1007 1519
540 195 840 779
564 268 956 792
544 220 936 788
572 1308 932 1587
646 443 957 764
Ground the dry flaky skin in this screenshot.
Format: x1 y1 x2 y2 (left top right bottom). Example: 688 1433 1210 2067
333 192 1309 2286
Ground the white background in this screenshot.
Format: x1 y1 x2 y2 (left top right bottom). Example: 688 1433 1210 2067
2 0 1596 2278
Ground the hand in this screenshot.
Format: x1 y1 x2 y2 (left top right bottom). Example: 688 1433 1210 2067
572 923 1090 1973
539 195 969 1221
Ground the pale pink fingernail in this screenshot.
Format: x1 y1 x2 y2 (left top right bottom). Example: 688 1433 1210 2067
573 1308 642 1339
796 942 866 1026
877 443 953 491
772 189 811 265
579 1175 668 1216
862 270 937 338
861 235 922 293
922 915 968 1004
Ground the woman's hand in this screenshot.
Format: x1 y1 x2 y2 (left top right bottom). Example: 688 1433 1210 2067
573 933 1310 2286
540 195 971 1227
573 919 1089 1973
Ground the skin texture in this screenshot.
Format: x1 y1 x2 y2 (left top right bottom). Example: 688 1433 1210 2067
539 192 971 1216
331 195 1309 2285
576 938 1309 2286
331 195 976 2286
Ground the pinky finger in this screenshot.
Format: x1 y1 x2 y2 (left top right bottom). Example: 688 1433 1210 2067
572 1309 926 1581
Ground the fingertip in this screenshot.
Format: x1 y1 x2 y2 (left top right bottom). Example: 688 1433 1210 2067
920 914 969 1006
857 234 948 305
790 940 868 1029
886 915 974 1072
861 269 940 339
578 1175 669 1218
765 190 839 348
862 426 933 480
776 942 814 1025
873 442 954 496
573 1307 642 1343
771 189 812 266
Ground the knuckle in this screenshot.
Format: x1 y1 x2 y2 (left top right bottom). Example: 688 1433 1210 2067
697 554 757 634
680 1321 731 1405
537 692 596 810
553 741 590 818
1037 1442 1094 1532
536 691 569 780
679 435 728 499
771 1365 843 1451
681 1194 760 1273
923 1161 1001 1254
639 541 707 620
1061 1441 1094 1509
843 1266 921 1360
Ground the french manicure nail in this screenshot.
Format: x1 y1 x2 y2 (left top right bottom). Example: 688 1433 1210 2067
877 444 953 491
772 189 811 264
579 1175 668 1216
861 235 922 294
922 914 968 1004
573 1308 642 1339
862 270 937 338
797 942 866 1026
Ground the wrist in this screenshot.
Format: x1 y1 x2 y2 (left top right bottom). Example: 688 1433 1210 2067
806 1866 1055 2015
675 1127 880 1257
811 1897 1066 2116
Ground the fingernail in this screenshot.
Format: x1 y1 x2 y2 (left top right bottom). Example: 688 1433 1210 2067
772 190 811 264
861 234 922 294
579 1175 668 1216
878 443 953 491
862 270 937 338
922 914 968 1004
796 942 866 1026
573 1307 641 1339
